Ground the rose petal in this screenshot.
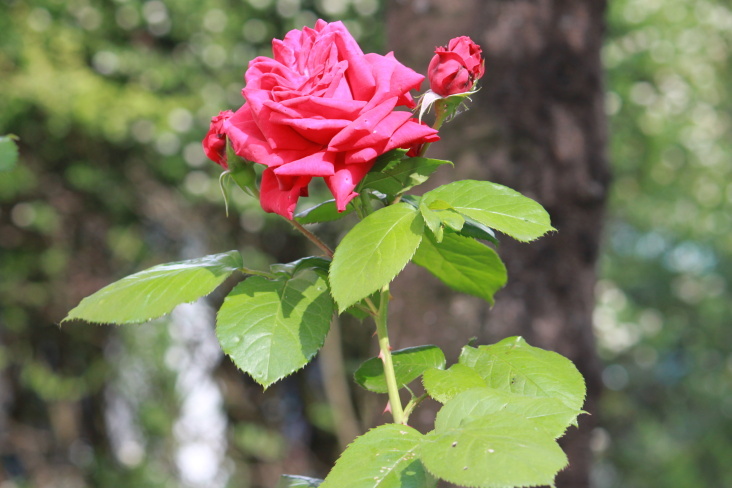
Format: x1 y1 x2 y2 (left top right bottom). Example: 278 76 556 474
260 167 311 219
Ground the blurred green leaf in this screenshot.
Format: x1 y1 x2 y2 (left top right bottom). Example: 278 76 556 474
64 251 243 324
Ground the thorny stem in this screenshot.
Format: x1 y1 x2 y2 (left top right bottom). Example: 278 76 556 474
374 285 405 424
288 219 335 258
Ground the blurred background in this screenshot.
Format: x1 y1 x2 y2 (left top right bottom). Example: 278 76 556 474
1 0 731 487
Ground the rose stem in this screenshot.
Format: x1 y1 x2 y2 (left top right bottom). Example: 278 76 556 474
417 98 450 158
288 219 334 258
374 284 405 424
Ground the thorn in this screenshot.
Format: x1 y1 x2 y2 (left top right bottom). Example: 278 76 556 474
383 401 392 414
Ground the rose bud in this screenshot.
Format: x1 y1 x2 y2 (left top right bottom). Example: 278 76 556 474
202 110 234 168
427 36 485 97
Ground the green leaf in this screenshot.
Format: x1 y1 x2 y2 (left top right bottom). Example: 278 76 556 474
276 475 323 488
419 410 568 488
419 199 444 242
354 345 446 393
360 156 450 197
0 135 19 172
330 203 424 312
422 180 554 242
413 233 507 305
457 216 499 245
434 387 582 439
296 199 353 224
422 364 487 404
459 336 586 412
270 257 331 277
320 424 435 488
216 269 334 388
64 251 243 324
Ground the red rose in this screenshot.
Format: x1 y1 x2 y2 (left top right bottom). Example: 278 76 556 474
427 36 485 97
202 110 234 169
220 20 439 219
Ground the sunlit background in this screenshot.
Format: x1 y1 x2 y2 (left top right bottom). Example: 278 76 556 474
1 0 731 487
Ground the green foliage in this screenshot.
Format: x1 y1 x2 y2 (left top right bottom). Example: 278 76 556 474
359 152 451 199
422 364 488 404
419 411 568 488
459 337 586 412
434 388 580 439
354 345 446 393
216 268 333 388
413 232 507 305
277 475 323 488
319 424 435 488
330 203 425 312
422 181 554 242
0 134 19 171
296 199 354 224
64 251 243 324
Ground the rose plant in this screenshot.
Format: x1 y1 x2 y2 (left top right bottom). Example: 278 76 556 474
65 21 586 488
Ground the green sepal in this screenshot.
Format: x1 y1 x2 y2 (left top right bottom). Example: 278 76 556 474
226 142 257 195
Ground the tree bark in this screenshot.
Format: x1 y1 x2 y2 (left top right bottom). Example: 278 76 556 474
387 1 610 486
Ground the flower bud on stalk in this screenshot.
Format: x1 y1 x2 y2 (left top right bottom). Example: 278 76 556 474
427 36 485 98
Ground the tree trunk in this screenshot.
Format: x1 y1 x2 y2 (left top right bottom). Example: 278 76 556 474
387 1 610 486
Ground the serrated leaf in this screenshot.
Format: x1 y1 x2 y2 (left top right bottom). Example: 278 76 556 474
64 251 243 324
320 424 435 488
216 269 334 388
419 410 568 488
354 345 446 393
436 209 465 232
422 364 487 404
330 203 424 312
0 135 19 172
422 180 554 242
457 216 499 245
276 475 323 488
435 387 582 439
296 199 354 224
459 337 586 412
360 156 450 197
270 257 331 277
419 200 444 242
413 233 507 305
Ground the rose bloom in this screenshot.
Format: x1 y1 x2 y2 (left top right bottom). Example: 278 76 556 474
203 110 234 168
209 20 438 219
428 36 485 97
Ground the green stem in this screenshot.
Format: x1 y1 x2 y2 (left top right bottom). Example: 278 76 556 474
402 393 428 424
240 266 276 279
374 285 405 424
287 219 334 258
418 99 450 158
